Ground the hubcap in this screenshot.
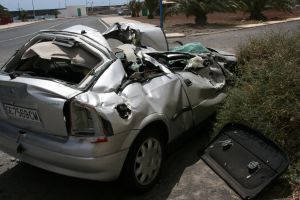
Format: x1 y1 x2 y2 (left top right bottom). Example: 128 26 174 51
134 137 162 185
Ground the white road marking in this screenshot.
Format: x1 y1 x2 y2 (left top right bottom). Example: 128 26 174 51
0 21 70 44
97 18 109 31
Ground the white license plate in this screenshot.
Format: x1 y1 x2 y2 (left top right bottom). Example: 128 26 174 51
4 104 41 122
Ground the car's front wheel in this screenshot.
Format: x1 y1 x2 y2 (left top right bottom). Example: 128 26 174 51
121 130 165 192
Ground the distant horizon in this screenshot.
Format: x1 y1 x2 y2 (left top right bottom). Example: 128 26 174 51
0 0 129 11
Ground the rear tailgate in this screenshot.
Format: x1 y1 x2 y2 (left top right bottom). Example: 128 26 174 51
201 123 289 199
0 74 81 137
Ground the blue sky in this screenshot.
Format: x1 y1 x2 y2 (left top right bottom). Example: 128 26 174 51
0 0 128 11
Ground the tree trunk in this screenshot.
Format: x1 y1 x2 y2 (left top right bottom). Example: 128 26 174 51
148 13 154 19
195 13 207 26
249 10 267 20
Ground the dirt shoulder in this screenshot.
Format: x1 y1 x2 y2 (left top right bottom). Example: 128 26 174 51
128 8 300 36
0 21 40 30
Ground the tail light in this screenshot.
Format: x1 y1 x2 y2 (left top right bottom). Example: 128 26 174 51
68 100 113 139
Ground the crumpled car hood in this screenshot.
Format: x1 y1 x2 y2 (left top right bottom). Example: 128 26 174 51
102 22 169 51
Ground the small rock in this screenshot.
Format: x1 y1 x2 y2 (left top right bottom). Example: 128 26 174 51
10 158 16 162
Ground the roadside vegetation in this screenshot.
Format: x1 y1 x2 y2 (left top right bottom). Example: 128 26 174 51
175 0 240 25
0 4 11 18
53 9 60 18
239 0 294 20
128 1 137 17
144 0 159 19
128 0 296 26
128 0 143 17
19 10 29 22
214 32 300 189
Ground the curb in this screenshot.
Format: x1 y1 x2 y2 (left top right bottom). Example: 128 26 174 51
166 33 186 39
189 28 245 37
168 17 300 38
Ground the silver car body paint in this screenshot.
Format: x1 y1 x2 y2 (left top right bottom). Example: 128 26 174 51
64 25 112 51
0 23 226 181
102 22 169 51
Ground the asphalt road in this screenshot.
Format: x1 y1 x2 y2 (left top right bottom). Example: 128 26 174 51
0 17 298 200
0 16 108 66
170 20 300 53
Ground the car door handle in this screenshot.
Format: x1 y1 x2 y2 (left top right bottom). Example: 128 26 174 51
184 79 192 87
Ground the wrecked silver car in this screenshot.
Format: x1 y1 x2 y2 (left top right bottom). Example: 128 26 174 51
0 23 227 191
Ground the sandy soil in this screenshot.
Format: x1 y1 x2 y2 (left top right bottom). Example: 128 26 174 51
128 7 300 35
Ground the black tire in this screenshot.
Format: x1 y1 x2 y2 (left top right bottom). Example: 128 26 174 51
120 129 166 193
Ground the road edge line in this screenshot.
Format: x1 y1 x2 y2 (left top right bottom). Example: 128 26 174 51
97 18 110 31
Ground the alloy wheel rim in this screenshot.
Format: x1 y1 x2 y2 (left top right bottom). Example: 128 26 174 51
134 137 162 185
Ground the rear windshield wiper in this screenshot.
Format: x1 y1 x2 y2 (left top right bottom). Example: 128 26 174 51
9 71 22 79
8 71 38 79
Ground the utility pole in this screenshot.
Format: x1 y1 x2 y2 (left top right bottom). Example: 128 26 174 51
32 0 36 18
65 0 67 8
160 0 163 29
18 0 20 11
86 0 88 13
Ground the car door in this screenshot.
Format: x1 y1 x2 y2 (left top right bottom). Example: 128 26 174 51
120 72 194 140
176 63 226 125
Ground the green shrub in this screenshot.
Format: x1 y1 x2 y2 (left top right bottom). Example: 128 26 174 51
214 32 300 183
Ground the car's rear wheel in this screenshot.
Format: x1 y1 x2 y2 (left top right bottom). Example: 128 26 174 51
121 130 165 192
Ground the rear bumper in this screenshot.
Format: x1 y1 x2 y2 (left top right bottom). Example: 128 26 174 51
0 122 130 181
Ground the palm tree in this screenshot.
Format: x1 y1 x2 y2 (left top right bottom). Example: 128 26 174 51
239 0 294 20
53 10 60 18
176 0 240 26
19 10 28 22
0 4 11 18
128 0 136 17
144 0 159 19
134 1 143 17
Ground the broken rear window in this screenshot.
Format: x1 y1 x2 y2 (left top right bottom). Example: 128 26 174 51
9 40 102 85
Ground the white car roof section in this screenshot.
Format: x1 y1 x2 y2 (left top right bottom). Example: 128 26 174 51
63 25 112 51
103 23 169 51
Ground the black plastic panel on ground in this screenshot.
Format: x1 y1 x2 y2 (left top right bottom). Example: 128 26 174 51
201 123 289 200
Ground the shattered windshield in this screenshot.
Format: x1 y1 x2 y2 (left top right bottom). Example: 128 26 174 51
171 42 211 54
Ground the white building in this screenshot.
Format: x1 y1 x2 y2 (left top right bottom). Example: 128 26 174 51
58 5 87 18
